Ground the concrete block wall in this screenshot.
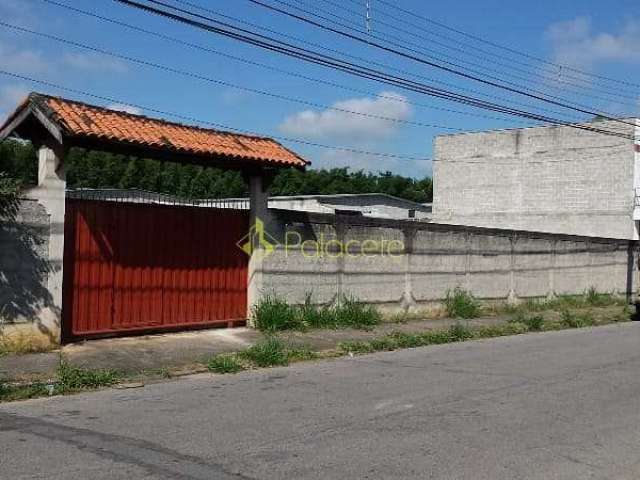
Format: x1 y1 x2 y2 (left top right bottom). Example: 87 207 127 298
432 120 637 239
253 212 637 312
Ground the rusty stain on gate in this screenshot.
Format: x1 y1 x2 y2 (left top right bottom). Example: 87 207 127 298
62 198 249 339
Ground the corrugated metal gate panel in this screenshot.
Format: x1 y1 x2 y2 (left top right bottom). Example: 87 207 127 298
63 199 249 339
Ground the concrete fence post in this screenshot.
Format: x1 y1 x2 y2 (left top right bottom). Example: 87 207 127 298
507 233 517 304
401 227 416 312
21 145 66 345
246 174 270 326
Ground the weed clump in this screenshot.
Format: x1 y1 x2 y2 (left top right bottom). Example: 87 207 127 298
509 313 544 331
252 294 300 332
253 293 381 332
56 360 121 393
239 337 289 367
445 287 481 319
207 354 246 374
560 311 595 329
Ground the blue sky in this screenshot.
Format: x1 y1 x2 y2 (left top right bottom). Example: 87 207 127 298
0 0 639 177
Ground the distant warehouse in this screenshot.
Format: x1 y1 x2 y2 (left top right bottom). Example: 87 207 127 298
432 118 640 239
67 189 432 221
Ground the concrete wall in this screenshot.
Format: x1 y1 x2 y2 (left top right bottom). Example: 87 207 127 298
0 146 65 350
432 120 638 239
0 199 58 349
252 211 637 312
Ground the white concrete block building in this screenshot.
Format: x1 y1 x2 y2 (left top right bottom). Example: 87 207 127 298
432 119 640 239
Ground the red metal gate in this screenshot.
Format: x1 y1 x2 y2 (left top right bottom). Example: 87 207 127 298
62 199 249 339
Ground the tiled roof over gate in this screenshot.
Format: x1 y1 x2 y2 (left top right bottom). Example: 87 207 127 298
0 93 307 168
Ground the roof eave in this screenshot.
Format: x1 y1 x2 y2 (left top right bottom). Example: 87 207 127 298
67 133 306 172
0 97 65 146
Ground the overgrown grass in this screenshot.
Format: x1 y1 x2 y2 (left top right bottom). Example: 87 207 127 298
239 337 290 367
56 359 121 393
207 354 246 374
559 310 595 329
338 312 625 356
0 360 122 402
502 289 626 316
0 380 50 402
252 294 300 332
253 293 381 332
509 313 545 331
445 287 481 319
208 337 319 373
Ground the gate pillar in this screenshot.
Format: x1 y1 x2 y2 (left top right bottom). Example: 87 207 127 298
22 145 66 345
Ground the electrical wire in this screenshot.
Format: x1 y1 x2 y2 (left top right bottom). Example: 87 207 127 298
112 0 634 139
372 0 640 90
163 0 588 122
0 21 471 132
41 0 539 126
294 0 639 105
0 69 432 163
245 0 635 126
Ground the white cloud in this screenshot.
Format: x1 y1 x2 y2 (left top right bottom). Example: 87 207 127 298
107 103 142 115
62 52 128 73
0 42 49 74
279 91 412 140
546 17 640 70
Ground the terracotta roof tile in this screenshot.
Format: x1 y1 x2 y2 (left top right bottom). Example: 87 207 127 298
0 93 307 168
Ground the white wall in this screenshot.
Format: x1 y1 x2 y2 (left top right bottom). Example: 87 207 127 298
433 120 637 239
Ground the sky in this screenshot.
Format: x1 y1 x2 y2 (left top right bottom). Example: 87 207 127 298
0 0 639 178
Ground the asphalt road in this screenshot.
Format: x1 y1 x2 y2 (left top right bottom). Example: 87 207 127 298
2 323 640 480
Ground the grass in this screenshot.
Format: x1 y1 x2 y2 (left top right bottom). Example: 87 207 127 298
559 310 595 329
0 359 122 402
239 337 290 367
207 338 319 373
252 294 300 332
207 354 246 374
0 380 50 402
253 293 381 332
338 323 530 355
509 313 545 331
1 290 633 399
502 289 626 316
445 287 481 319
337 308 632 357
56 359 121 393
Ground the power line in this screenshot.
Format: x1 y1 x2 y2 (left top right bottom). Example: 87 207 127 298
373 0 640 90
273 0 637 115
296 0 639 105
3 70 629 169
246 0 635 125
166 0 587 122
41 0 538 126
338 0 640 94
0 69 431 163
112 0 634 139
0 21 474 133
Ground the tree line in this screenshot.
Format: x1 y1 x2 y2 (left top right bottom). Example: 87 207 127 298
0 140 433 203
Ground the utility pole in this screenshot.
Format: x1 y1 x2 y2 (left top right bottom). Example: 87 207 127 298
365 0 371 33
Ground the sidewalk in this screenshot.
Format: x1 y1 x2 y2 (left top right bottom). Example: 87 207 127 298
0 316 510 382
